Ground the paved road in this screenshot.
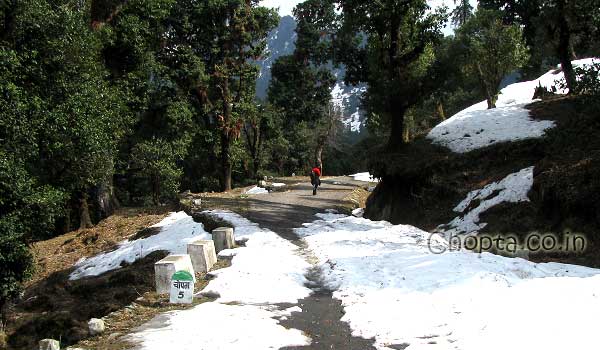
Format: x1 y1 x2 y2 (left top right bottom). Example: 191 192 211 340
240 179 377 350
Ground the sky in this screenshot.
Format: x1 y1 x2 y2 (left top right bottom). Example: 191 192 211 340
259 0 304 17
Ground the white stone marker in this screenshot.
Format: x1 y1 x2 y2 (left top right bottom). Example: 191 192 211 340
170 270 195 304
187 239 217 273
154 255 195 294
88 318 105 336
212 227 235 253
39 339 60 350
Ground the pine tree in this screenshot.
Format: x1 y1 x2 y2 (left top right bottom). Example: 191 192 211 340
480 0 600 90
268 0 338 172
167 0 278 191
457 9 529 109
452 0 473 27
336 0 447 148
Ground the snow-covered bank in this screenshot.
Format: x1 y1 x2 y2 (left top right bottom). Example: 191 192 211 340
441 166 534 236
428 59 599 153
297 213 600 350
70 212 209 280
128 210 312 349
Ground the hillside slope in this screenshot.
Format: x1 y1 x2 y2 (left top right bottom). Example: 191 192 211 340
366 59 600 267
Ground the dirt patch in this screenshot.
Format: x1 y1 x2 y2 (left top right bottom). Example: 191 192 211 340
191 212 234 233
129 227 162 241
6 251 168 349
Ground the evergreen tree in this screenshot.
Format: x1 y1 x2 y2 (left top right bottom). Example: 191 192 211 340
457 9 529 109
0 0 126 308
268 0 338 172
167 0 278 191
336 0 447 148
538 0 600 93
480 0 600 88
2 0 130 229
452 0 473 27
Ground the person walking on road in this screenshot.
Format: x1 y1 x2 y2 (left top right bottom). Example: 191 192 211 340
310 165 322 196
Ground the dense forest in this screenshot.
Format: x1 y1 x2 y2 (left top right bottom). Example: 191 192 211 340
1 0 600 320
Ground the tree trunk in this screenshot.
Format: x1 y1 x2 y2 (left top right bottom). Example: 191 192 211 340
219 74 233 192
221 131 232 192
79 192 94 230
252 156 259 180
388 99 406 148
243 122 261 180
557 1 576 93
314 143 324 171
402 116 412 143
152 174 160 205
94 177 119 222
476 63 496 109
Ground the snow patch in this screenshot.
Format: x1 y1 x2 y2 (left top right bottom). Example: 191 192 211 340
245 186 269 195
441 166 535 236
297 213 600 350
69 212 209 280
350 172 379 183
352 208 365 218
127 303 310 349
428 59 599 153
428 104 555 153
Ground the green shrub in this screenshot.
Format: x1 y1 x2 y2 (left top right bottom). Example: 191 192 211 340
575 62 600 96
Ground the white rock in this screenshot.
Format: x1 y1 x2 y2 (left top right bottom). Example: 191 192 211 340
88 318 105 336
39 339 60 350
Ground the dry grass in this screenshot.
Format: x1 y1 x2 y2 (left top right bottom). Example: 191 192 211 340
28 207 174 287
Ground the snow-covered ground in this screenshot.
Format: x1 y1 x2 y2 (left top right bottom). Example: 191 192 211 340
350 172 379 183
296 213 600 350
127 211 312 349
441 166 534 237
89 208 600 350
128 303 308 350
198 211 311 304
245 186 269 195
70 212 209 280
428 59 599 153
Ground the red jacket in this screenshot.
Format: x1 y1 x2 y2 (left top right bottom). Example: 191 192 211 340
312 167 321 177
